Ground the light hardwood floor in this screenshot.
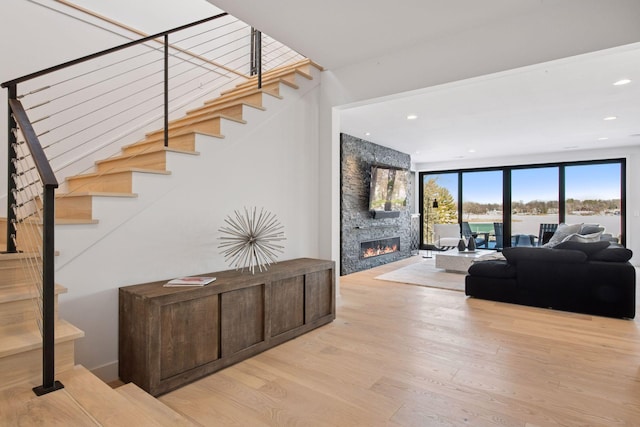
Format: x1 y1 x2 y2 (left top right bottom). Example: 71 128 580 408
160 256 640 426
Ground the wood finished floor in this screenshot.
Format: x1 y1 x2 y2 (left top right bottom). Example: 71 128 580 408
160 256 640 426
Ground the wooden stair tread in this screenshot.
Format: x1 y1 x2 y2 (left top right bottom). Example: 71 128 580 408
0 319 84 358
220 78 295 97
0 252 40 261
232 68 313 92
55 218 99 225
144 113 245 139
57 365 180 426
129 129 224 148
162 111 246 129
56 191 138 199
0 283 66 304
204 85 283 106
0 373 99 426
116 383 195 426
186 99 265 117
96 147 200 166
68 168 172 181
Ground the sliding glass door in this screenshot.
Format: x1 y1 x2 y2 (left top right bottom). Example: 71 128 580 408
511 167 559 245
419 159 626 249
565 162 622 242
422 173 458 247
461 170 502 249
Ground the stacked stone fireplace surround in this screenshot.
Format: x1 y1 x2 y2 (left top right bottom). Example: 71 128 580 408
340 133 414 275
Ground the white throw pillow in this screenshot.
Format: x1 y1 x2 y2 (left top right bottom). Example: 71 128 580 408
562 231 603 243
543 223 583 248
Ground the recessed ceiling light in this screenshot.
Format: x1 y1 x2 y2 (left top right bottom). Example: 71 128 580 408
365 132 371 136
468 149 476 153
613 79 631 86
407 114 418 120
603 116 617 121
598 137 609 140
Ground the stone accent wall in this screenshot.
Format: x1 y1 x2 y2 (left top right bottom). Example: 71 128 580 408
340 133 413 275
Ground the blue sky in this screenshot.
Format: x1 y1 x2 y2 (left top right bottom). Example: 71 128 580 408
426 163 621 204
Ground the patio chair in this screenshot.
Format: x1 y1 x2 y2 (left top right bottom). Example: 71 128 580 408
538 223 558 246
493 222 520 249
493 222 504 249
461 222 487 248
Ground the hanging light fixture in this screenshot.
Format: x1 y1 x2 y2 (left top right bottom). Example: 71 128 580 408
423 196 439 258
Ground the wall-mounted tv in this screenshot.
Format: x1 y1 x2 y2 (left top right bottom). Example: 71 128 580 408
369 165 408 216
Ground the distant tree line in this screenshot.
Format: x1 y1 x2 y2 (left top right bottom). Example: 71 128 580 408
465 199 621 215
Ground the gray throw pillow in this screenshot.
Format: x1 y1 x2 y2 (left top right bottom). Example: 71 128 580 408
580 224 605 235
543 223 583 248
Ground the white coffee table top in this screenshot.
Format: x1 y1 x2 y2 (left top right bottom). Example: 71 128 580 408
435 249 494 273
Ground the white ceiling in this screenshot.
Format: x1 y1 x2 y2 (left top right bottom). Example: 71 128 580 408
209 0 640 164
340 44 640 164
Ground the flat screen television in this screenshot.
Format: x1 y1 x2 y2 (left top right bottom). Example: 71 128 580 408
368 165 408 214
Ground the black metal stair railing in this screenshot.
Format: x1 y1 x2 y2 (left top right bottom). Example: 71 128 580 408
2 9 305 396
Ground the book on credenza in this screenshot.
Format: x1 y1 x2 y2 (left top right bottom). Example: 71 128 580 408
163 276 216 287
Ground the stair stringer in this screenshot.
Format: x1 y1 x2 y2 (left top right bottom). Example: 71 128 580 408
53 65 322 377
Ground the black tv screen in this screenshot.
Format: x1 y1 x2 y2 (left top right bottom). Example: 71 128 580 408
369 165 408 212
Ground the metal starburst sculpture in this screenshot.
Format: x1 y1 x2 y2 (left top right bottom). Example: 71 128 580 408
218 207 286 274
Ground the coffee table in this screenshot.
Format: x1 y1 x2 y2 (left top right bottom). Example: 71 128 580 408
435 249 493 273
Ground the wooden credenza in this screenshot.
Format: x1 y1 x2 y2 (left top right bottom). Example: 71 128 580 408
119 258 335 396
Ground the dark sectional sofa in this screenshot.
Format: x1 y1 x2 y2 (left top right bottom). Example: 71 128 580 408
465 241 636 319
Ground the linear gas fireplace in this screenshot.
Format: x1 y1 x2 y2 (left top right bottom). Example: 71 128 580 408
360 237 400 259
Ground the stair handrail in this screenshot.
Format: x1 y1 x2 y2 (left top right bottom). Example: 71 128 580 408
7 97 60 395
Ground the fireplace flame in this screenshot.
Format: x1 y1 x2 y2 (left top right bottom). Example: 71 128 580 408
362 244 398 258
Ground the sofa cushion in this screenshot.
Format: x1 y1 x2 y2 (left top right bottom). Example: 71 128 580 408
468 260 517 279
590 246 633 262
554 240 610 258
543 223 583 248
503 247 587 265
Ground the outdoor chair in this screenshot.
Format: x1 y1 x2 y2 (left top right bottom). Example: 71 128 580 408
538 223 558 246
461 222 487 248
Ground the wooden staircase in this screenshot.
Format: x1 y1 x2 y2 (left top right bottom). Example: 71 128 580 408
1 365 196 425
0 59 321 423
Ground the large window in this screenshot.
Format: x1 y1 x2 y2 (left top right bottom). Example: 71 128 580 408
462 170 503 248
511 167 559 241
565 163 622 239
419 159 626 249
